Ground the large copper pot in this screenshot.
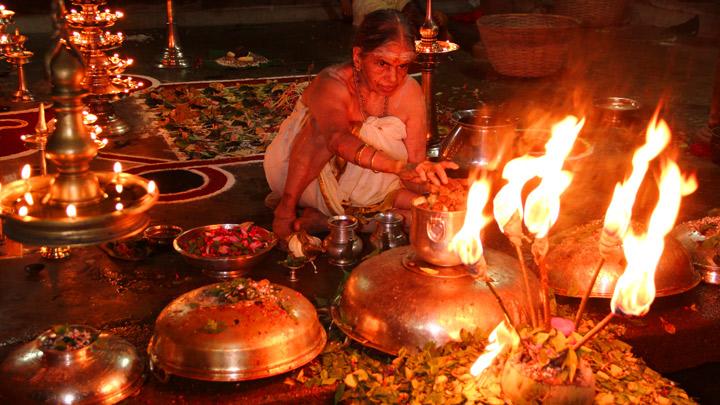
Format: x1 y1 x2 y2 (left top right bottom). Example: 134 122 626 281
148 279 326 381
546 220 699 297
332 246 542 355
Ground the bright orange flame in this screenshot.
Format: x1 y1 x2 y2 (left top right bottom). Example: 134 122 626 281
602 115 671 241
523 116 585 238
470 320 519 376
449 179 492 266
493 155 541 234
611 161 697 316
113 161 122 174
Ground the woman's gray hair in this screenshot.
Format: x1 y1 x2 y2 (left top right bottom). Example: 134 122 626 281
352 9 415 53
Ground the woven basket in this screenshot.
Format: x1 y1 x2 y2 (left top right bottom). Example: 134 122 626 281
476 14 580 78
554 0 629 27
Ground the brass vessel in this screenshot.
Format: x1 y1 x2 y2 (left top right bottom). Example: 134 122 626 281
332 246 542 355
148 280 326 381
546 220 699 297
0 325 143 404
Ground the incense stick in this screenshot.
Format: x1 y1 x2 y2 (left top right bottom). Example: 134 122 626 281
485 278 515 329
571 312 615 351
513 243 538 328
574 258 606 328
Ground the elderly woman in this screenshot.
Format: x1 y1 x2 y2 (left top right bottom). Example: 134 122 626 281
264 9 456 240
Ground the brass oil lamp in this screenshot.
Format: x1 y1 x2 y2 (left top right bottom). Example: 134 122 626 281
156 0 190 68
65 0 139 136
0 35 157 247
415 0 458 158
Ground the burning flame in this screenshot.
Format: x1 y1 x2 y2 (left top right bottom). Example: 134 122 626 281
470 320 519 376
610 160 696 316
113 161 122 174
493 155 542 235
602 114 671 242
21 164 31 180
66 204 77 219
523 116 585 238
448 178 492 266
148 181 157 194
115 202 123 211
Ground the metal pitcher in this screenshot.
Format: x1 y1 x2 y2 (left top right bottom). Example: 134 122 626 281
323 215 363 267
369 211 408 252
439 109 516 175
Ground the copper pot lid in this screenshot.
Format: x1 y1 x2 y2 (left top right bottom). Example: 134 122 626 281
671 216 720 268
148 278 326 382
332 246 542 355
0 325 144 404
547 220 699 298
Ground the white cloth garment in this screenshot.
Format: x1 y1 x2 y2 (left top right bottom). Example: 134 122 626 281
264 99 408 216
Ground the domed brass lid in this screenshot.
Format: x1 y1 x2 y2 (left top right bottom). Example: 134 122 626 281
0 325 143 404
148 279 326 381
546 220 699 298
332 246 542 355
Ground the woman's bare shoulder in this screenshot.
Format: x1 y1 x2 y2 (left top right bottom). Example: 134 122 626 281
307 64 353 99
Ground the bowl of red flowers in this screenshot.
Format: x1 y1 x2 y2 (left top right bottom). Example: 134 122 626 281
174 222 278 279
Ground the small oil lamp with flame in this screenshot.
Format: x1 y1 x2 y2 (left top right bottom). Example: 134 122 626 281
0 26 34 102
65 0 139 136
0 31 156 248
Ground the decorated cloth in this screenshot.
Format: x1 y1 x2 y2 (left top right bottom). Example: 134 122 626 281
352 0 411 26
264 99 407 216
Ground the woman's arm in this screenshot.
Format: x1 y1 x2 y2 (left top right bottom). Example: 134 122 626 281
397 77 427 163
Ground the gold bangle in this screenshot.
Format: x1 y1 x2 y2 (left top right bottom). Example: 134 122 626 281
369 149 380 173
354 144 369 165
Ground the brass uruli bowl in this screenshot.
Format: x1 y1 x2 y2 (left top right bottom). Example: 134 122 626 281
173 223 277 279
546 219 699 298
148 279 326 382
0 325 144 404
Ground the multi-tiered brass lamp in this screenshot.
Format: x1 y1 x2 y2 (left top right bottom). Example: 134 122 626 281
0 36 157 247
415 0 458 159
65 0 138 136
0 4 34 103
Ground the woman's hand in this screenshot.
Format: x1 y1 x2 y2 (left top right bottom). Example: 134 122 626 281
272 207 297 248
397 160 459 185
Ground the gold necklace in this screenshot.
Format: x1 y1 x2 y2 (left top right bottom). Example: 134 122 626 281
353 69 388 120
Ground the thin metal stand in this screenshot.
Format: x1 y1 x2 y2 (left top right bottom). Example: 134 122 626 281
157 0 190 69
415 0 458 159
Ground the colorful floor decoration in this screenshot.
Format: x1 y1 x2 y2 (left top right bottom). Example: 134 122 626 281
133 76 310 160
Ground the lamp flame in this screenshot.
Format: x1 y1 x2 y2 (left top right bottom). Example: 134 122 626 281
113 161 122 174
601 114 671 245
21 164 31 180
448 178 492 267
115 202 123 211
523 116 585 238
148 181 157 194
610 160 696 316
493 155 541 235
18 206 28 217
66 204 77 219
470 320 519 376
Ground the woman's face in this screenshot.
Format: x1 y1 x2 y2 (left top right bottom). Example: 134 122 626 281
354 40 415 96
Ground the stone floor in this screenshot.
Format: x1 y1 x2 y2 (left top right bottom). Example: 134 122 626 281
1 7 720 403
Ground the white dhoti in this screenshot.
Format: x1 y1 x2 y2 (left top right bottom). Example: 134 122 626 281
263 100 408 216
